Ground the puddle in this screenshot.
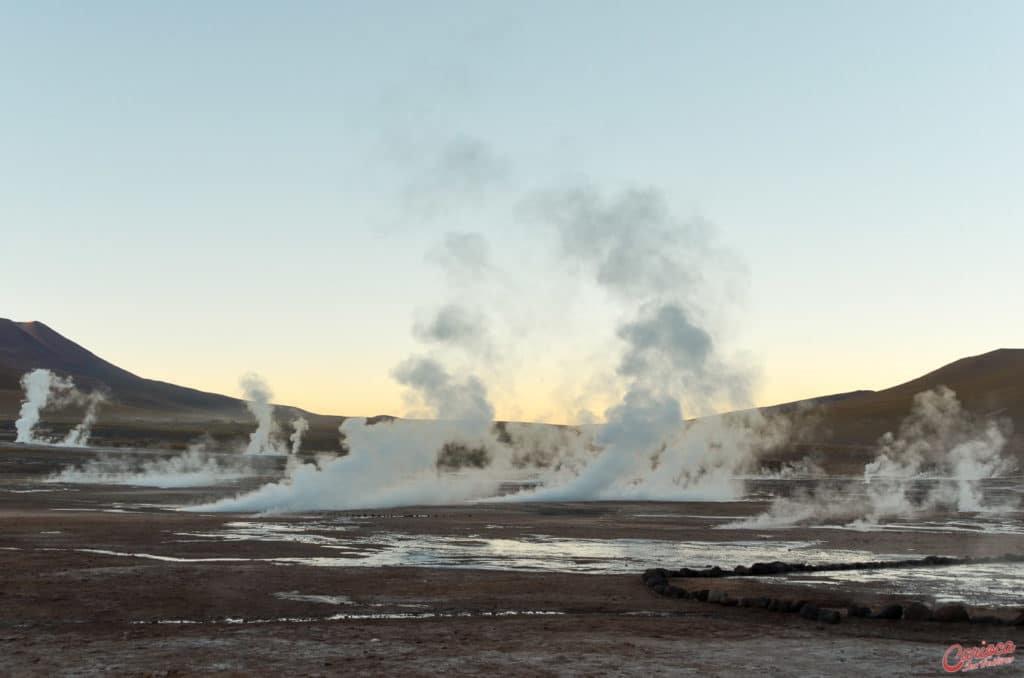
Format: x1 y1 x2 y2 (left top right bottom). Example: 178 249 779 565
274 591 354 605
135 610 566 625
176 521 353 549
77 548 251 563
71 531 887 575
784 561 1024 608
809 518 1024 536
633 514 735 520
172 521 891 574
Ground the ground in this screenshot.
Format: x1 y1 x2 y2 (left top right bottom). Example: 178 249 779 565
0 444 1020 677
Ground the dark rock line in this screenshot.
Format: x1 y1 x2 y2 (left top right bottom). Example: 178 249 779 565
648 553 1024 580
641 554 1024 627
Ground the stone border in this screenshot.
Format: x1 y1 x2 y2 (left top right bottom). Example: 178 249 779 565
641 554 1024 626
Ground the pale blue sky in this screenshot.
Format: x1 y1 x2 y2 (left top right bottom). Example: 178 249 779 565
2 2 1022 420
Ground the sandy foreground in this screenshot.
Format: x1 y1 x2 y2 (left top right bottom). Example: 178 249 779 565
0 445 1021 677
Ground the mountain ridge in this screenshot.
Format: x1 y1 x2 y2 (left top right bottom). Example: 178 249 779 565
0 318 1021 460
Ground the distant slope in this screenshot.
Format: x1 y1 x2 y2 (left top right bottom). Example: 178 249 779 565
779 349 1024 471
0 319 248 417
823 348 1024 439
1 318 1020 465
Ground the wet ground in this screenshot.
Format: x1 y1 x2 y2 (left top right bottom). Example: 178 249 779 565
1 443 1021 676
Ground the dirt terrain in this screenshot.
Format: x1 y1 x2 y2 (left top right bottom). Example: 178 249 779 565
0 445 1020 676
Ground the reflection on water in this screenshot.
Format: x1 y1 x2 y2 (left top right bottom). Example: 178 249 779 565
274 591 354 605
170 521 885 574
785 561 1024 608
809 518 1024 536
136 610 566 625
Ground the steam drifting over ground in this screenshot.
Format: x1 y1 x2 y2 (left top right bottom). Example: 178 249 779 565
731 386 1020 529
49 442 257 489
193 418 507 512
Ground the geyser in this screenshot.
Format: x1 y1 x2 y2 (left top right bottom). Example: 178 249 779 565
14 368 105 446
190 185 789 512
240 373 287 456
289 416 310 455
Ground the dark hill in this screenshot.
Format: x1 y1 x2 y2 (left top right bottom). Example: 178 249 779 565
0 319 246 416
776 349 1024 472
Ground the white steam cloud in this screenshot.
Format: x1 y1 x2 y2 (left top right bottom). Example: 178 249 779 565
191 418 506 513
509 188 754 502
50 441 257 488
189 182 789 513
14 368 105 447
392 356 495 424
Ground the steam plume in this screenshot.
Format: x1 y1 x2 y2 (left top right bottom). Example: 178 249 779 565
50 439 256 488
60 391 106 447
392 356 495 425
240 373 286 456
513 188 755 501
289 416 309 455
190 182 777 511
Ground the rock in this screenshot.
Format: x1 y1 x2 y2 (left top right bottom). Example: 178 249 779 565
872 605 903 620
817 609 841 624
903 602 932 622
719 596 737 607
664 585 685 599
650 582 667 594
847 606 871 618
788 600 808 613
923 555 954 566
1012 611 1024 626
642 568 669 583
707 590 725 603
767 599 789 612
799 603 819 620
932 604 970 623
733 565 750 576
694 589 710 602
750 561 790 576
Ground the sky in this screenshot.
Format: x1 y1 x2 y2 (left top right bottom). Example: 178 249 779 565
2 1 1022 422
